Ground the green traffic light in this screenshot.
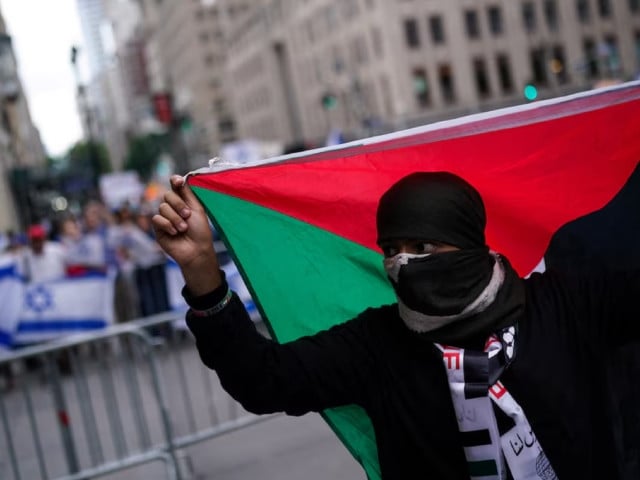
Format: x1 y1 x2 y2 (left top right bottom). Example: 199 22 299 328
523 84 538 101
322 94 338 110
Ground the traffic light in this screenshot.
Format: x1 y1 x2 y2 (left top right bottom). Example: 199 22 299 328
523 84 538 101
321 92 338 110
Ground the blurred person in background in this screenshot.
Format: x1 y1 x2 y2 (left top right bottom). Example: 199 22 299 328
20 224 66 283
3 230 26 257
16 223 70 373
58 215 107 276
110 204 169 319
82 200 118 270
108 205 140 322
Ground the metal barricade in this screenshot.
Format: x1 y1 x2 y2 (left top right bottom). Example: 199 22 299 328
0 312 276 480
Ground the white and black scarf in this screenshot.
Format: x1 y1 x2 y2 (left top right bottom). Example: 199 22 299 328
435 328 558 480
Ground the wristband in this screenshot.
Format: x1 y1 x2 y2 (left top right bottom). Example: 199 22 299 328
190 288 233 317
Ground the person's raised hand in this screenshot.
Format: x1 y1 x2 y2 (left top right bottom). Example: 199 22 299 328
153 175 221 295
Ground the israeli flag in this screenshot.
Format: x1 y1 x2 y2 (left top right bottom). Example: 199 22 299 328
14 272 115 345
0 257 24 352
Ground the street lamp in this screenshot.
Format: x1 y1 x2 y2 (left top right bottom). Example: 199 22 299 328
70 45 99 190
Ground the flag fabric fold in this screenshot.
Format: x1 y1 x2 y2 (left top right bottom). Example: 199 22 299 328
186 82 640 479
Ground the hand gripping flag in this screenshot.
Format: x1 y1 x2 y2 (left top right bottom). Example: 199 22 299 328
186 82 640 479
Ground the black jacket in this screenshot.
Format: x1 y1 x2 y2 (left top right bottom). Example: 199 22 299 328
186 269 640 479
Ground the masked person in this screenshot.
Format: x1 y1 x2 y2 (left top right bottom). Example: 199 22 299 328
152 172 640 479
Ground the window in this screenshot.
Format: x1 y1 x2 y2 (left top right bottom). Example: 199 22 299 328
603 34 621 73
583 38 599 78
576 0 591 22
342 0 359 19
473 58 491 98
351 36 369 65
522 2 537 33
404 18 421 48
598 0 612 17
636 31 640 64
551 45 568 83
464 10 480 38
530 48 548 85
326 4 339 29
218 117 235 136
213 98 227 112
544 0 559 30
412 68 431 107
438 64 456 103
332 51 345 74
487 6 504 35
496 54 514 93
372 27 384 59
429 15 445 44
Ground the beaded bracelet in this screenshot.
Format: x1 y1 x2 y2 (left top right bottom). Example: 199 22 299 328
190 288 233 317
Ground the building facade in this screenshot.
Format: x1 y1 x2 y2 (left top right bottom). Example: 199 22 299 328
137 0 259 170
0 11 45 232
75 0 157 171
224 0 640 145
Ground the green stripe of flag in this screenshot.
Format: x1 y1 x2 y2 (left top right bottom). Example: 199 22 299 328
192 186 396 479
469 459 499 476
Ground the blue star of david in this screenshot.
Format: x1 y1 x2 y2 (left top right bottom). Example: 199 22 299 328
26 285 54 313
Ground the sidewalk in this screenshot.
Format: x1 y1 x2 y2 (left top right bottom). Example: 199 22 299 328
190 413 365 480
104 413 366 480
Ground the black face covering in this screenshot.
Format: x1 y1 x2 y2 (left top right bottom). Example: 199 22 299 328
376 172 526 346
377 172 487 249
391 248 494 316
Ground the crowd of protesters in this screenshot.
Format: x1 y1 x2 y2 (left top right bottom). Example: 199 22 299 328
1 198 172 325
0 199 175 391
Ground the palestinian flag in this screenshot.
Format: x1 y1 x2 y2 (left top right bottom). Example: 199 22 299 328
186 82 640 479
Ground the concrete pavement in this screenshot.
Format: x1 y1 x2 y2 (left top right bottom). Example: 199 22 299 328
183 413 365 480
98 413 365 480
2 323 367 480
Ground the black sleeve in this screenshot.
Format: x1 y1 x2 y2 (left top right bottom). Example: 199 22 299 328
541 268 640 347
184 287 376 416
582 269 640 346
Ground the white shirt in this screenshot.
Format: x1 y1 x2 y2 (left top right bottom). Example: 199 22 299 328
62 232 106 269
21 242 66 283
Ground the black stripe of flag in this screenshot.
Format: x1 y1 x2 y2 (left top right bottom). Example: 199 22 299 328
461 429 492 447
463 350 488 399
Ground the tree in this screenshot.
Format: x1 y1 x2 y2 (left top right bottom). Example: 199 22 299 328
124 133 170 182
67 140 112 179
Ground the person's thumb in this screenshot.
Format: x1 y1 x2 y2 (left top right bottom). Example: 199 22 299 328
171 175 203 212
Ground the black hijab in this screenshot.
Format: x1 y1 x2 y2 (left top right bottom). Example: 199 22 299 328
376 172 525 347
